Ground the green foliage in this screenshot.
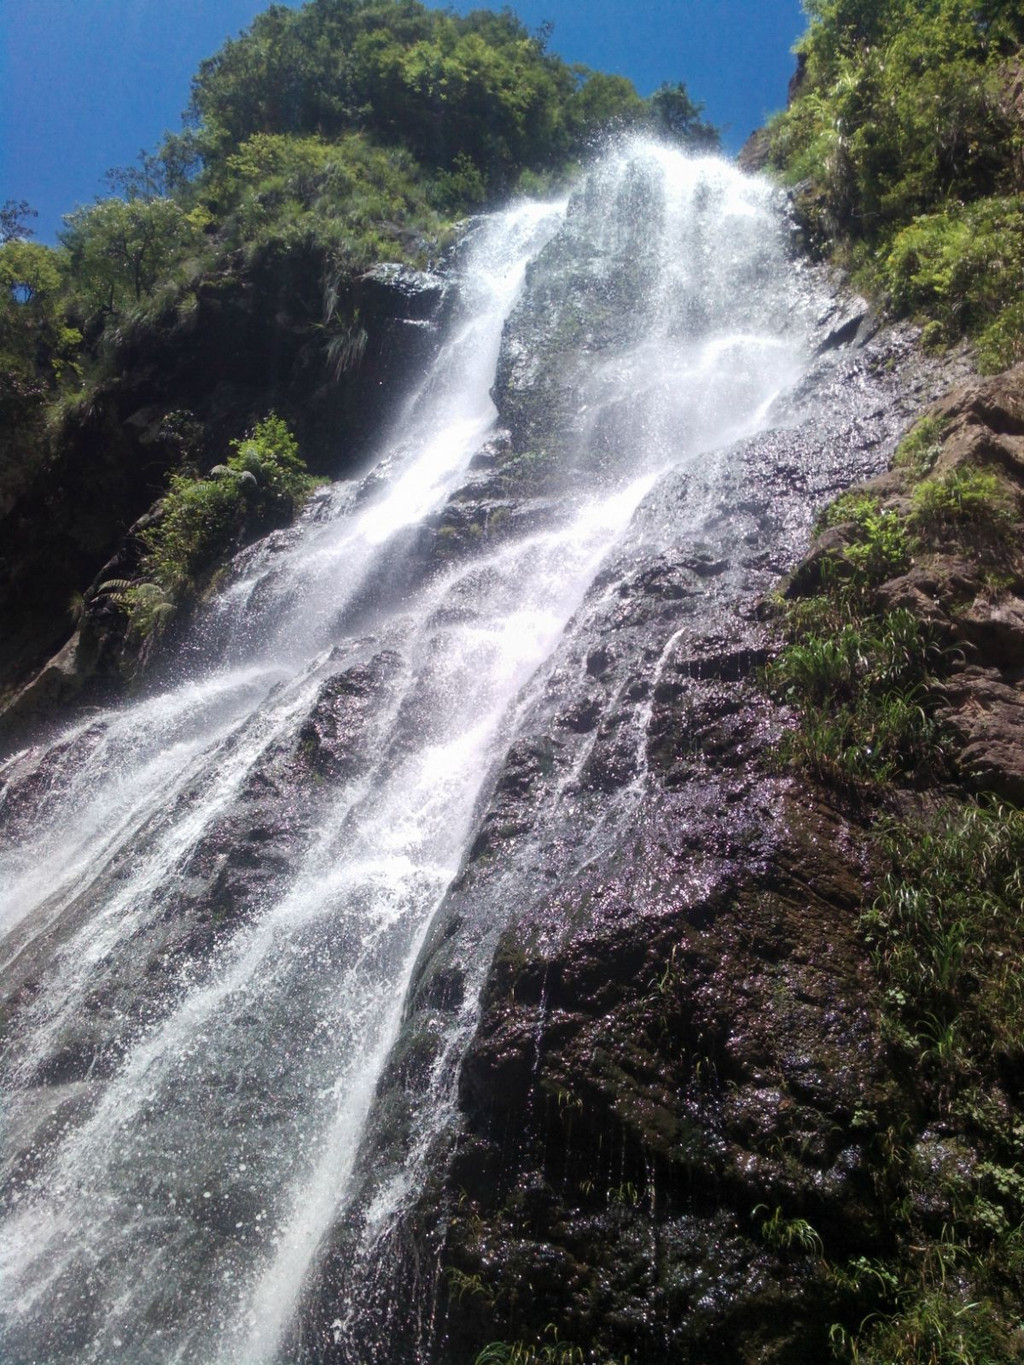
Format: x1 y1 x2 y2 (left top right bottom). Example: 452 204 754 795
475 1342 583 1365
60 196 211 316
139 413 315 602
818 494 912 588
0 240 63 307
881 198 1024 347
99 578 177 642
866 801 1024 1075
823 795 1024 1365
893 415 947 480
212 130 440 267
474 1330 630 1365
770 0 1024 363
842 1289 1012 1364
807 491 911 607
447 1267 494 1306
648 82 718 147
226 411 312 502
768 491 953 787
565 71 645 142
768 609 940 708
140 473 245 598
754 1204 824 1257
909 466 1016 539
102 414 315 640
767 601 953 786
186 0 709 202
975 301 1024 375
0 239 80 396
774 684 946 786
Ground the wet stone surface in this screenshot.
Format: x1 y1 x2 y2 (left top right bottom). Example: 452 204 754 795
297 235 973 1361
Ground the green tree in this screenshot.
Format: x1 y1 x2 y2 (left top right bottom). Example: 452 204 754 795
0 199 37 244
61 197 210 314
566 71 645 141
0 240 79 382
648 82 719 148
0 238 80 449
183 0 662 200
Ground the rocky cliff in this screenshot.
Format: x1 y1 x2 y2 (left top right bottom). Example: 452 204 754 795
285 206 1024 1361
320 356 1024 1364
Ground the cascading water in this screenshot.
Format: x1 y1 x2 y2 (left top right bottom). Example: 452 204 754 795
1 142 833 1364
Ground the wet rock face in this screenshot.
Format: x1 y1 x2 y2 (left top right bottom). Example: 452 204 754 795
790 362 1024 803
298 252 973 1357
411 605 889 1364
440 796 883 1364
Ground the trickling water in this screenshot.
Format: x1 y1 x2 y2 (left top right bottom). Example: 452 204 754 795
0 142 827 1364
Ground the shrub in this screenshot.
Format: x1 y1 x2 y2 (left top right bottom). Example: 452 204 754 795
225 411 312 504
815 493 911 591
138 412 315 603
768 0 1024 361
909 466 1016 542
881 198 1024 345
976 299 1024 375
141 473 246 597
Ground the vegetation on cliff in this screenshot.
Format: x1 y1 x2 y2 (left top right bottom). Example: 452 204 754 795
101 412 319 648
767 0 1024 370
762 16 1024 1350
766 367 1024 1361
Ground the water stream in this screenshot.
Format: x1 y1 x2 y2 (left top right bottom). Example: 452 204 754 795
0 142 825 1364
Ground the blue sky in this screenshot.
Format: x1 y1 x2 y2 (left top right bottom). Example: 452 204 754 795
1 0 807 243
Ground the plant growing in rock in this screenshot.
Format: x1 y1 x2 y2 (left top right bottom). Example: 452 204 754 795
754 1204 824 1258
103 413 317 642
474 1330 629 1365
893 415 947 481
98 578 177 642
817 493 912 591
866 801 1024 1079
766 608 953 787
140 412 316 595
909 467 1017 544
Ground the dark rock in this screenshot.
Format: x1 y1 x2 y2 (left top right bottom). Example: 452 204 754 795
737 127 772 175
940 667 1024 800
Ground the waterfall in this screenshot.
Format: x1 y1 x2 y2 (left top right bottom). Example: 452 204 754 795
0 142 828 1364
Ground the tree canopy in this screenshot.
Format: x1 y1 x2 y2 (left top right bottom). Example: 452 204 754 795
186 0 715 194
